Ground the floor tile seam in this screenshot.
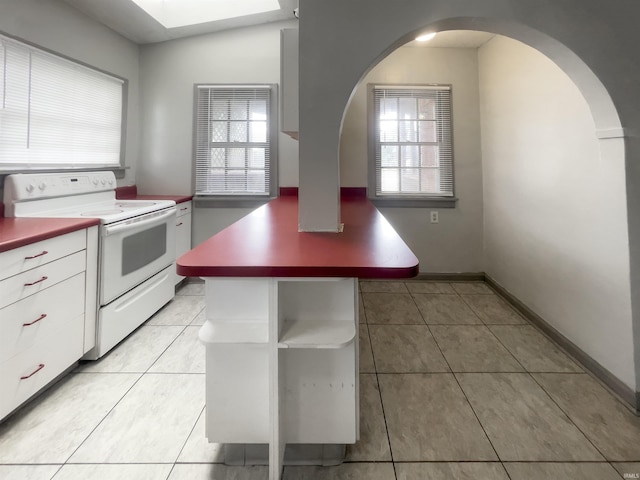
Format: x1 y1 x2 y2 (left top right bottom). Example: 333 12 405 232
475 324 529 373
369 325 397 477
490 322 585 374
144 324 189 374
418 324 505 463
60 371 146 465
448 370 507 463
401 292 428 327
373 370 588 376
173 405 206 464
53 461 179 465
526 372 610 462
457 293 500 326
388 460 623 463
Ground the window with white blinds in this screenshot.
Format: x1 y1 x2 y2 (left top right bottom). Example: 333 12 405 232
371 85 453 198
195 85 276 197
0 34 124 171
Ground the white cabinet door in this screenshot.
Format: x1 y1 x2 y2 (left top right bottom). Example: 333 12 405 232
175 201 192 285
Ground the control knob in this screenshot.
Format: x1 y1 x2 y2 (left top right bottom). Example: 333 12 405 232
92 178 99 186
38 182 47 191
26 183 35 193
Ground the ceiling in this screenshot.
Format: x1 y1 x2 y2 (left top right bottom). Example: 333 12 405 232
61 0 298 44
61 0 493 47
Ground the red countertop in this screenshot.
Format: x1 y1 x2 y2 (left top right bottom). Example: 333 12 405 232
177 195 419 278
0 217 100 253
115 185 192 204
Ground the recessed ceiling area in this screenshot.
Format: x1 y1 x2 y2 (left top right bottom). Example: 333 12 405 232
61 0 297 44
130 0 281 28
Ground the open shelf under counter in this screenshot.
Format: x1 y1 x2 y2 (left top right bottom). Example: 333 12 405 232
278 319 356 349
199 321 269 345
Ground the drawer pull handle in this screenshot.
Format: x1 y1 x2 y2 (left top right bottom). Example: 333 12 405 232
24 276 48 286
180 207 188 211
20 364 45 380
23 314 47 326
176 222 184 226
25 251 48 260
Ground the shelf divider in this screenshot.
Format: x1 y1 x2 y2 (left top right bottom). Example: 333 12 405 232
278 319 356 349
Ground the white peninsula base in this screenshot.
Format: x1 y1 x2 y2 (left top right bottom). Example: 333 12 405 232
199 277 359 480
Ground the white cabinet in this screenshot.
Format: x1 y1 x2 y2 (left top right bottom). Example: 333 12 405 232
0 227 98 420
200 277 358 479
280 28 298 139
175 201 192 285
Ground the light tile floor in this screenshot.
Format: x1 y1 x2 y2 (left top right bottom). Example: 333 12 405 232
1 280 640 479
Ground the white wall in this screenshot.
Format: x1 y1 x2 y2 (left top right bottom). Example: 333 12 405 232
479 36 635 389
0 0 140 186
138 20 299 245
340 46 483 272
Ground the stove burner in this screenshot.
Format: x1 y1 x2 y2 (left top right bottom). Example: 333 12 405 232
81 209 124 216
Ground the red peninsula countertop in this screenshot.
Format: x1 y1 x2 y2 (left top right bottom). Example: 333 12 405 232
177 195 419 278
0 217 100 253
115 186 192 204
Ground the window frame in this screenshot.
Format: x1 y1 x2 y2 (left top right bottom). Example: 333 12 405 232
192 83 278 207
0 32 127 177
367 83 457 208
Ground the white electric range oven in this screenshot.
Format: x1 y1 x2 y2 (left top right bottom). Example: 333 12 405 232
3 171 176 359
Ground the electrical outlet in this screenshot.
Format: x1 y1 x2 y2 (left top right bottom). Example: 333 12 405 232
430 211 439 224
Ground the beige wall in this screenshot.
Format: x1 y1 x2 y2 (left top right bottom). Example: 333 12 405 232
0 0 141 187
340 46 484 272
479 35 634 388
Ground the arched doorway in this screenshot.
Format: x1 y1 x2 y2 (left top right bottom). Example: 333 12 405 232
297 2 638 406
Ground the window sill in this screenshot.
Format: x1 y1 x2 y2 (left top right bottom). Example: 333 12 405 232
194 195 275 208
370 196 458 208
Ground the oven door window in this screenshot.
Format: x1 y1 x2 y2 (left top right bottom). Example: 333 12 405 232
121 224 167 276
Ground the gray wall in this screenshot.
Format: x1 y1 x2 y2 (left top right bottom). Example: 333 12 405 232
0 0 141 187
340 46 483 272
479 35 634 389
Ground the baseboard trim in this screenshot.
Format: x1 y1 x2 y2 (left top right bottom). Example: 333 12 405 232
484 274 640 414
413 272 486 282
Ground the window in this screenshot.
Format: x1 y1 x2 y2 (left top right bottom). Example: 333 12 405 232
369 84 454 206
0 34 124 171
194 84 277 199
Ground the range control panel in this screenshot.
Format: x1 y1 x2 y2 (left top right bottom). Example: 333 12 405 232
3 171 117 202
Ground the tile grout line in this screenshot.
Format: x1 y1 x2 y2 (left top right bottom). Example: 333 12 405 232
526 372 611 464
410 282 508 473
60 370 147 467
364 298 398 480
172 405 206 468
60 293 203 470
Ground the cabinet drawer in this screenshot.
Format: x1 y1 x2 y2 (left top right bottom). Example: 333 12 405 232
0 251 86 309
176 201 192 218
0 229 86 282
0 273 85 363
0 312 84 420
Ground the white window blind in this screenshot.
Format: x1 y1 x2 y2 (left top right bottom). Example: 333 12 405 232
195 85 273 196
0 34 124 171
373 85 453 197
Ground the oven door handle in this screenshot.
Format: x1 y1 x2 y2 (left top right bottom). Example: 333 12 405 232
102 207 176 237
